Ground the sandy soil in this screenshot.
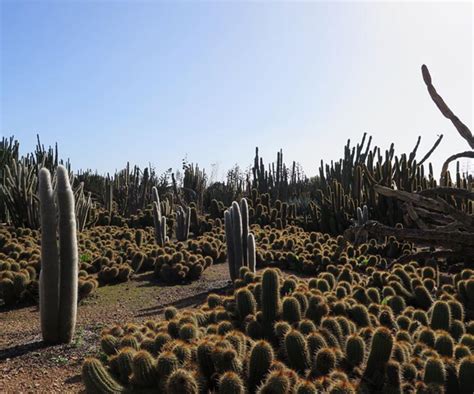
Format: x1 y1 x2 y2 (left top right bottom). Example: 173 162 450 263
0 264 231 393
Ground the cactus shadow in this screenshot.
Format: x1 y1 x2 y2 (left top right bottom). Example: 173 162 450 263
135 284 231 318
64 374 82 385
0 340 47 362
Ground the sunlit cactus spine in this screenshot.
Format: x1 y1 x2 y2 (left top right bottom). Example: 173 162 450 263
39 165 78 344
176 205 191 241
152 186 167 246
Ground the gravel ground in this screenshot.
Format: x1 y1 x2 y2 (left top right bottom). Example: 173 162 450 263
0 263 231 393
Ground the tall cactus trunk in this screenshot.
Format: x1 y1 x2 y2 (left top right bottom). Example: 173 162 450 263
57 166 78 343
248 233 256 273
225 198 256 281
38 169 60 343
225 210 237 281
39 165 78 344
152 186 167 246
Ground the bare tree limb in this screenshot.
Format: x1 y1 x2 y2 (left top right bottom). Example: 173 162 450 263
422 64 474 149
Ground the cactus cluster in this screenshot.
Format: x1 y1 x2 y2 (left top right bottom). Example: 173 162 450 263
82 265 474 393
0 221 227 306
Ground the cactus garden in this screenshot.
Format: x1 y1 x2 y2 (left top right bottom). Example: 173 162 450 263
1 0 474 390
1 63 473 392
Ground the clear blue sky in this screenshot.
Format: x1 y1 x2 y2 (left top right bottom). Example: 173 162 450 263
1 1 472 179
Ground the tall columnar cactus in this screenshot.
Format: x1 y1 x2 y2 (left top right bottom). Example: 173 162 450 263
247 233 256 273
152 186 167 246
176 205 191 241
224 199 256 281
39 165 78 344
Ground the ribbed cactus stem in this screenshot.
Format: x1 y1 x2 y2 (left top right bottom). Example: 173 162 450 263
39 166 78 344
57 166 78 343
240 198 249 267
225 210 237 281
39 168 60 343
225 199 255 282
176 206 191 241
247 233 256 273
231 201 243 273
82 358 124 393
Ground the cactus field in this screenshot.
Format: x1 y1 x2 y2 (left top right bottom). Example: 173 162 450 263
1 65 473 393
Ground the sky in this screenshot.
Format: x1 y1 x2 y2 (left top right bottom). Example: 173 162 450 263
1 1 472 181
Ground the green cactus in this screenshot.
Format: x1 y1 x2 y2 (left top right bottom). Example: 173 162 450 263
39 166 78 344
224 199 255 282
310 347 336 378
131 350 156 387
176 206 191 242
248 233 256 274
363 327 394 389
152 187 167 246
435 332 454 358
257 370 290 394
430 301 451 331
284 330 310 374
345 334 365 368
423 356 445 387
262 269 281 332
101 335 119 355
166 369 199 394
82 358 124 393
218 371 245 394
458 355 474 394
236 288 257 320
294 380 318 394
282 296 302 324
383 361 402 394
212 346 242 375
156 351 179 384
248 340 274 391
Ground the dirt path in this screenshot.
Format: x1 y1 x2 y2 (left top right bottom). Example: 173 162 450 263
0 264 231 393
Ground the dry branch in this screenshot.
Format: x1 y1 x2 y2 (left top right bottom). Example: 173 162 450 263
421 65 474 149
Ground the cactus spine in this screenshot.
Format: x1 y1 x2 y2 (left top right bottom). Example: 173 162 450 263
39 166 78 344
